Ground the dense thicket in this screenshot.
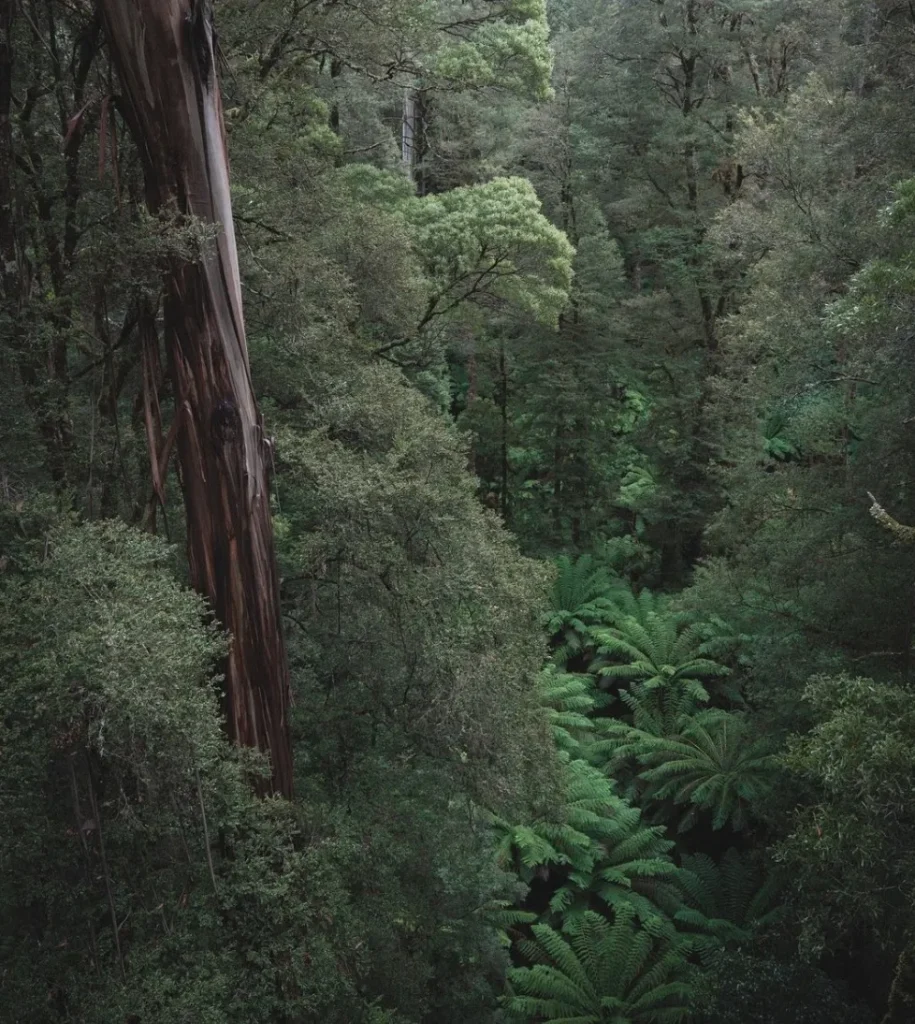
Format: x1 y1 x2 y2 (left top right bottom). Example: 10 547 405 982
3 0 915 1021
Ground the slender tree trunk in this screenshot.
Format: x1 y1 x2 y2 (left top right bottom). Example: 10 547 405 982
552 427 564 542
498 342 509 521
402 88 417 169
402 87 429 194
96 0 293 797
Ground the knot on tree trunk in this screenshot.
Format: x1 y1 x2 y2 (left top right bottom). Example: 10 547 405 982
211 397 241 447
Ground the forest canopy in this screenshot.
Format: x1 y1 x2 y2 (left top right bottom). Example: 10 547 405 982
2 0 914 1021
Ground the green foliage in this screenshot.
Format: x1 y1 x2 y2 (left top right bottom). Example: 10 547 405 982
433 11 553 100
0 501 535 1023
491 758 639 877
693 951 874 1024
607 711 777 832
503 908 695 1023
780 674 915 953
538 666 604 758
550 554 623 627
590 590 731 708
547 811 682 934
253 342 560 1019
223 0 553 102
0 518 367 1022
546 553 626 664
10 0 915 1019
267 357 555 808
490 756 681 931
762 413 800 463
0 517 226 767
482 900 538 949
0 5 566 1016
407 177 574 330
675 849 785 948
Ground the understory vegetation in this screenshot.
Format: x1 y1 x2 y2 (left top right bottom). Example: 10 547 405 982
4 0 915 1021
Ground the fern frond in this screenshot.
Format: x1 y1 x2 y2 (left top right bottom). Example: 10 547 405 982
621 710 777 831
507 909 693 1023
675 848 785 949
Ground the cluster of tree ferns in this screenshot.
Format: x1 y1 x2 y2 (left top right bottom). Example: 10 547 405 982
4 0 915 1020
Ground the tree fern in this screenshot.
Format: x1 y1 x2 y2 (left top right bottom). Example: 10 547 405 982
479 900 537 949
503 907 694 1023
589 680 704 795
538 666 606 759
547 554 626 665
491 761 665 875
491 759 631 877
549 813 684 935
675 849 784 949
589 591 731 708
619 677 706 740
638 711 776 831
490 758 682 932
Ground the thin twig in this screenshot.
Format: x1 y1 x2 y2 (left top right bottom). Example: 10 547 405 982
68 756 99 970
85 757 126 977
195 765 218 896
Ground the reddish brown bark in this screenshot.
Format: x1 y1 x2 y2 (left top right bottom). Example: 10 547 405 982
97 0 293 797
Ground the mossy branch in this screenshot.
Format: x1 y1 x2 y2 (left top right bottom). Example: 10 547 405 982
868 492 915 544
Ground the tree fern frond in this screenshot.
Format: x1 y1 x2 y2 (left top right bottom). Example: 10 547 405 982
596 661 656 681
621 710 778 831
675 848 785 949
547 555 627 666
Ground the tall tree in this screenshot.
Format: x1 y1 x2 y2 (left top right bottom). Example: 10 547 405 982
96 0 292 796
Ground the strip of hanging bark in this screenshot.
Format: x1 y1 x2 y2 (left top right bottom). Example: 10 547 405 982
109 96 121 206
98 94 109 179
140 403 179 537
96 0 293 797
64 99 93 154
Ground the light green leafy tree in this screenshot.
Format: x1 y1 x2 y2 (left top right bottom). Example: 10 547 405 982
407 176 574 329
342 169 574 367
433 0 553 99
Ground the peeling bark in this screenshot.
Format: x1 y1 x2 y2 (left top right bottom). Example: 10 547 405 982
97 0 293 797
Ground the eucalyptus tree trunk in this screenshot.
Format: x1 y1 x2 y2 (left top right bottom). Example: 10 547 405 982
96 0 293 797
402 88 417 168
